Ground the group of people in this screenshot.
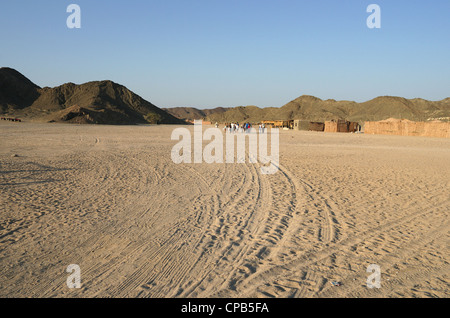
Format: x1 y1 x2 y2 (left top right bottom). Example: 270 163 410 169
222 122 265 133
0 117 21 122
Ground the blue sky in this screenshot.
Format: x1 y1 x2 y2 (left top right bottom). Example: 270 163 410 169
1 0 449 108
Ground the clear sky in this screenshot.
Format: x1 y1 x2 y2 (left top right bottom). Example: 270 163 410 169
1 0 449 108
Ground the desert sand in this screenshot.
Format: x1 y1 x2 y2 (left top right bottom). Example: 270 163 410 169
0 122 448 298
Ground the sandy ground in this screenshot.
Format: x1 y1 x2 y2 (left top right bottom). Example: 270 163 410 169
0 122 448 298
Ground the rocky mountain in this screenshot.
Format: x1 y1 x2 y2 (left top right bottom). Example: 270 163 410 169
0 67 40 112
2 67 448 125
162 107 228 122
166 95 450 124
0 67 185 125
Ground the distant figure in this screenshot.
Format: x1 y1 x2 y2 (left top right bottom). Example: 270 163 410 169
215 122 218 128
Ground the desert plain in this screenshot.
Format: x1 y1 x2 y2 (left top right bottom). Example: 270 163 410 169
0 121 448 298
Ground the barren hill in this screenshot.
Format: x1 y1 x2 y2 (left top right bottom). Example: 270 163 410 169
2 67 448 125
169 95 450 124
162 107 228 122
0 68 185 125
0 67 41 112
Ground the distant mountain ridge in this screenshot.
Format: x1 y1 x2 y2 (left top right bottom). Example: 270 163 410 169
0 67 185 125
162 107 229 122
166 95 450 123
1 67 449 124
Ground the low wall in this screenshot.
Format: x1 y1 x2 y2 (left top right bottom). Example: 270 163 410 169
324 120 359 133
364 120 450 138
324 121 338 133
309 122 325 131
293 120 310 131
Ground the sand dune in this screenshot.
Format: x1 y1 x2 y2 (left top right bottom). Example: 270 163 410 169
0 122 448 298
